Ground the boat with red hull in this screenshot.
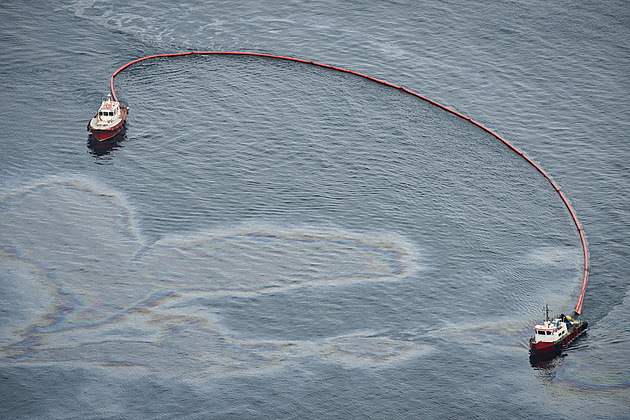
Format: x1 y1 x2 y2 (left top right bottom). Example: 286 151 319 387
529 305 587 360
88 94 128 141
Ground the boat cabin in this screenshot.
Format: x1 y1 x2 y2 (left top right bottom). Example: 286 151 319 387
533 321 566 342
92 94 123 126
532 313 573 343
98 110 116 118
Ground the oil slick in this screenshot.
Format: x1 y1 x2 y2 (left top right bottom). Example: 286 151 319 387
0 178 423 374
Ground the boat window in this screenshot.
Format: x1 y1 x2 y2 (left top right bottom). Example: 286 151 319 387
537 331 545 335
546 331 552 335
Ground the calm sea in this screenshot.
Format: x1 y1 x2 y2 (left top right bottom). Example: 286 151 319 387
1 1 629 418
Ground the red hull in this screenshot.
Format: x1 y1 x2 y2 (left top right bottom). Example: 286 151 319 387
90 125 125 141
530 340 558 354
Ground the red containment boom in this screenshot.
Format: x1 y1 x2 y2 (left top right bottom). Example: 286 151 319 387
105 51 588 313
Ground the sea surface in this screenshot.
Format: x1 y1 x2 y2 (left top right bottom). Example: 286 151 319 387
1 1 629 418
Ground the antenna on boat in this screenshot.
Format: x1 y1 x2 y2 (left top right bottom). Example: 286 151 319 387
545 304 549 323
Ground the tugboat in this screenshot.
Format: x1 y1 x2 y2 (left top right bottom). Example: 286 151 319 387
529 305 588 360
87 93 128 141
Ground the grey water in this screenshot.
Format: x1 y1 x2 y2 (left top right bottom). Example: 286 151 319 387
1 1 629 418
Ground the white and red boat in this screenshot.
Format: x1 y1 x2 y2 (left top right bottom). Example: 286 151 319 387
529 305 587 359
87 93 128 141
